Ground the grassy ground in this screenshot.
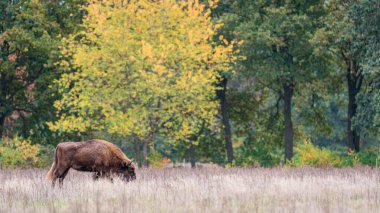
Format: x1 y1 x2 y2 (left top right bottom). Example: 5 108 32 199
0 167 379 212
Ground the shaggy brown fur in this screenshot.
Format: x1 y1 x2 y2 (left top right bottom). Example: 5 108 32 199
46 139 136 187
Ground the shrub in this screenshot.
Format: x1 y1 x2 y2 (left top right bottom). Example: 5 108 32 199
235 142 282 167
289 140 380 167
148 149 172 168
339 150 359 167
0 137 41 168
37 145 56 168
288 140 342 167
352 149 379 167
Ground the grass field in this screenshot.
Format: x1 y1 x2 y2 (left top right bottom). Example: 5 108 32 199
0 167 379 212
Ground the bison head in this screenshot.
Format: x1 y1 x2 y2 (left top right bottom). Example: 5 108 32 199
122 161 136 181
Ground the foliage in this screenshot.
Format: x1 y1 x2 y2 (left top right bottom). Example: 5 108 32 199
234 142 282 168
351 0 380 138
289 140 342 167
147 149 169 169
0 0 86 143
195 130 226 165
288 140 380 167
49 0 237 147
217 0 328 160
36 144 56 168
312 0 380 150
352 149 380 167
0 137 42 168
0 0 58 138
1 0 379 168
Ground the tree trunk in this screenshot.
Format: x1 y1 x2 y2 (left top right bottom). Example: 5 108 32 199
0 72 7 139
347 61 361 152
142 140 148 168
189 141 196 168
0 35 10 139
135 140 141 168
283 83 294 161
0 114 5 139
217 77 234 164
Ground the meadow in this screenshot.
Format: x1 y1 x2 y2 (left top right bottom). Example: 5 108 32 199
0 167 379 213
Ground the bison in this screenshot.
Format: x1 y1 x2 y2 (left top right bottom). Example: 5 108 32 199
46 139 136 187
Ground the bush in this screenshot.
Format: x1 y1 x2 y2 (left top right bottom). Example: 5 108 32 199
235 142 282 167
0 137 42 168
351 149 379 167
288 140 342 167
148 149 172 168
289 140 380 167
339 150 359 167
37 145 56 168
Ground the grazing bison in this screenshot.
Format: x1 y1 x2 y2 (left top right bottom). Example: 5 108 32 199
46 139 136 187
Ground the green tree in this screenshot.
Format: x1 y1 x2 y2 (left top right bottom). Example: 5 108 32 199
0 0 85 142
313 0 380 151
205 1 236 164
219 0 326 160
351 0 380 141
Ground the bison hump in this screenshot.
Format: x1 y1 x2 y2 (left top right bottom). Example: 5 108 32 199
90 139 131 163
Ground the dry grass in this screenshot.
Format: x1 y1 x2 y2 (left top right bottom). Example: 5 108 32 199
0 167 379 213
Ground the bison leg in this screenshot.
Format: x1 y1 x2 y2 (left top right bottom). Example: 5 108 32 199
92 172 101 181
51 169 61 187
53 167 70 187
58 168 70 187
51 177 57 188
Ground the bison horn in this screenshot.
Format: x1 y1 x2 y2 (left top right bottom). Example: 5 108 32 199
122 161 133 168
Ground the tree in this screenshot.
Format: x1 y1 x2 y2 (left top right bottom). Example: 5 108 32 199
210 1 238 164
219 0 326 160
351 0 380 141
0 0 86 142
216 77 234 163
313 0 380 151
49 0 237 166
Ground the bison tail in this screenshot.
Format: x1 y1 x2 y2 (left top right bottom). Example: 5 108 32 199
46 161 55 181
46 147 57 181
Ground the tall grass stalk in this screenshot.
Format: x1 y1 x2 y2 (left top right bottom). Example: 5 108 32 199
0 167 379 212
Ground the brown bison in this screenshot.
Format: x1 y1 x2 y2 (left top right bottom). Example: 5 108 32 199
47 139 136 187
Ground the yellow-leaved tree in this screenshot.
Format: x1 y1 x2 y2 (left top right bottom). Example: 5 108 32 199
49 0 237 167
